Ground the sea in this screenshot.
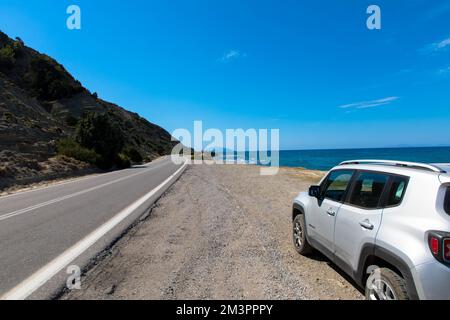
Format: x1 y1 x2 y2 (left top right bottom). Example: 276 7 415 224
220 146 450 171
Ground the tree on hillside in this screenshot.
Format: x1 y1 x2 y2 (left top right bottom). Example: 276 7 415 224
76 112 125 169
123 145 143 163
0 45 16 69
15 37 24 46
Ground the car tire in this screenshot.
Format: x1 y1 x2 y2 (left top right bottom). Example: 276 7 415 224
365 267 409 300
293 214 314 255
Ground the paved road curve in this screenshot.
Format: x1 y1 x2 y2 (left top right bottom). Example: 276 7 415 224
0 156 185 299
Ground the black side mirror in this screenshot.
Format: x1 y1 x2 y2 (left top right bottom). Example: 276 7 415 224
309 185 321 199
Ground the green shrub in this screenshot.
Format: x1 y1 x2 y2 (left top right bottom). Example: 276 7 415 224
57 138 99 165
75 112 124 169
115 153 131 169
12 38 24 56
27 57 82 100
65 114 79 127
2 112 16 123
14 37 24 46
0 45 16 69
74 111 135 170
122 146 143 163
156 145 166 155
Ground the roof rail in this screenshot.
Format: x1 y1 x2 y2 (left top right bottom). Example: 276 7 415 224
432 163 450 173
339 160 446 173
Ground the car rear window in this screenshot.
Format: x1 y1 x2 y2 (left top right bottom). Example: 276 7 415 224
386 176 408 207
445 188 450 215
349 172 389 209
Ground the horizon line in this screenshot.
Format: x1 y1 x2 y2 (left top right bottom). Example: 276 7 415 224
202 145 450 153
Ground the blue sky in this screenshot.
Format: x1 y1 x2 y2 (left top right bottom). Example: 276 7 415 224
0 0 449 150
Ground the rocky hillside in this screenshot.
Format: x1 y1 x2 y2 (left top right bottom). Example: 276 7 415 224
0 31 177 190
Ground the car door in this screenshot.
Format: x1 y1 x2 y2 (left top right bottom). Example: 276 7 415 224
334 171 389 275
309 170 355 255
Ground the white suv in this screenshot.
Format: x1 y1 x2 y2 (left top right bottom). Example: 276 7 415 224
292 160 450 300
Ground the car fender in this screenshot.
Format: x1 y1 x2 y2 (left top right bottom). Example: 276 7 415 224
292 192 311 219
293 192 316 239
356 244 419 300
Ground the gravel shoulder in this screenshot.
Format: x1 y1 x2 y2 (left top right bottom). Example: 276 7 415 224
62 164 363 300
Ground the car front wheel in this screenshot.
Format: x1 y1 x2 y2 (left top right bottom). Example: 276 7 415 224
293 214 314 255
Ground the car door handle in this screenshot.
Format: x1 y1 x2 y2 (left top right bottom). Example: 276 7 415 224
359 219 374 230
326 209 336 216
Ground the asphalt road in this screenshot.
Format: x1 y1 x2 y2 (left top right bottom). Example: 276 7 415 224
0 156 185 299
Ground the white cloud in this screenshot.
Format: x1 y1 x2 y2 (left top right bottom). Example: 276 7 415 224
438 67 450 75
434 38 450 50
421 37 450 54
339 96 399 110
219 50 246 63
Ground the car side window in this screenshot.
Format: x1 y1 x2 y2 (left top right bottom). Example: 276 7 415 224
386 176 408 207
321 170 354 203
349 172 388 209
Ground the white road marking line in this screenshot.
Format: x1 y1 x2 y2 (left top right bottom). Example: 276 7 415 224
0 160 187 300
0 161 169 222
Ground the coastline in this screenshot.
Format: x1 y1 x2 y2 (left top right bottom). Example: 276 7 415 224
219 146 450 171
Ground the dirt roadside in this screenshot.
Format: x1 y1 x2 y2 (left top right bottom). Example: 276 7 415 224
62 164 363 300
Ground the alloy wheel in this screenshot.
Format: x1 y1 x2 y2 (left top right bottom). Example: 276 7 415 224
367 278 398 300
293 221 303 248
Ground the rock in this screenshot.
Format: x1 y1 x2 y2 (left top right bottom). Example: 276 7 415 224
104 284 116 295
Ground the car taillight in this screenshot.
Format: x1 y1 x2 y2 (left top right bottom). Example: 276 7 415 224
444 239 450 262
427 231 450 265
429 236 439 256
